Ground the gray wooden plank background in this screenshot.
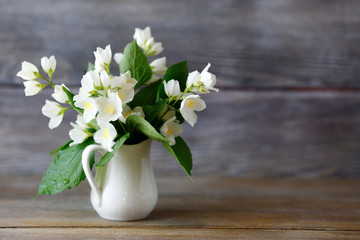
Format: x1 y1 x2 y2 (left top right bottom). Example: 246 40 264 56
0 0 359 177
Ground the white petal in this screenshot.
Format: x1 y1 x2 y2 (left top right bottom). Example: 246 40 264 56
180 107 197 127
186 71 200 89
117 85 135 105
41 56 51 73
150 42 163 55
164 80 181 97
75 114 88 129
119 105 131 123
121 71 137 86
23 80 42 96
41 56 56 74
49 56 57 71
48 114 63 129
162 109 176 121
102 45 112 64
201 63 211 74
96 92 123 125
114 53 124 64
22 61 38 73
100 71 111 89
150 57 167 74
145 74 161 85
180 95 206 127
144 26 152 40
41 100 63 129
94 123 117 152
74 95 97 122
52 84 69 103
17 61 39 80
160 117 183 145
69 122 88 146
42 100 61 118
132 106 145 118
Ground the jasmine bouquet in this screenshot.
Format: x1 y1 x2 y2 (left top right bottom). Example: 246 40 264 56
17 27 218 196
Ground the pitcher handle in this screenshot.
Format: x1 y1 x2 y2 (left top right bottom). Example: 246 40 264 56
82 144 107 207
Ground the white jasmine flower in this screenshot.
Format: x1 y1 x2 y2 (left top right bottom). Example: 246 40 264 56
116 84 135 105
96 91 123 125
94 45 112 73
147 57 167 84
186 63 219 94
133 26 163 56
40 56 56 75
180 94 206 127
100 70 111 89
105 71 137 91
108 71 137 104
94 122 117 152
80 70 101 96
164 79 182 98
134 27 151 47
16 61 39 80
52 84 69 103
162 109 176 121
23 80 43 96
114 53 124 64
121 71 138 87
160 117 183 146
74 95 98 123
145 38 163 56
69 115 91 146
41 100 64 129
119 105 145 123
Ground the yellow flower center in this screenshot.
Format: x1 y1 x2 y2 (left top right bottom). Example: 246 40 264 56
123 111 132 118
84 102 92 111
166 125 173 136
118 92 125 100
105 104 114 114
103 128 110 139
186 100 195 109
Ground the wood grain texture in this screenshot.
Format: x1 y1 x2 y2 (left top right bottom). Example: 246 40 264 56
1 0 360 87
0 176 359 239
1 229 359 240
1 88 359 177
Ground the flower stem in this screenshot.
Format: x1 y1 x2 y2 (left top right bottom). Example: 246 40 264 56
155 84 195 126
118 120 127 133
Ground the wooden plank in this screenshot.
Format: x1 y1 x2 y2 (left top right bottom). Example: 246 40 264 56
1 0 360 87
0 176 359 238
1 228 359 240
2 176 360 201
1 88 360 177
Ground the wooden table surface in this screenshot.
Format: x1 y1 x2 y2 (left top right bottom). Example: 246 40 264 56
0 175 359 239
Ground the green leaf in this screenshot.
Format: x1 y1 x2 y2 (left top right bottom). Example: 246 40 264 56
38 138 95 196
129 80 162 108
62 86 83 114
96 133 130 167
163 61 188 90
162 136 192 177
49 140 72 156
175 110 185 124
142 99 168 123
126 115 169 143
120 40 152 89
87 62 95 71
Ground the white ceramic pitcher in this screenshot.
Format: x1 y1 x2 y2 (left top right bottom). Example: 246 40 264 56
81 139 158 221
